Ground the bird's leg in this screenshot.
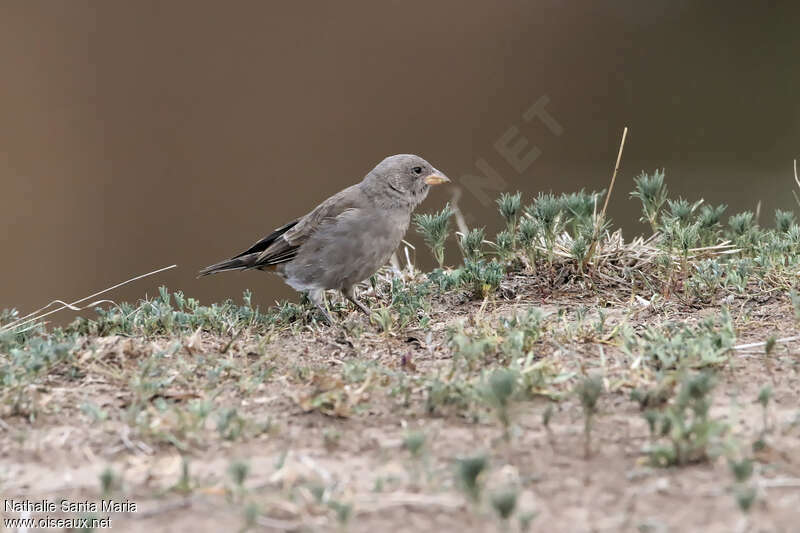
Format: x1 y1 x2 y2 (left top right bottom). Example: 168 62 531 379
343 285 371 316
307 289 334 325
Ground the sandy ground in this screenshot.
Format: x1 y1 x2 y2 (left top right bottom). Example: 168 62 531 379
2 282 800 533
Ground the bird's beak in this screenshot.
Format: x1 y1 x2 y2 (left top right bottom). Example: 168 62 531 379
424 171 450 186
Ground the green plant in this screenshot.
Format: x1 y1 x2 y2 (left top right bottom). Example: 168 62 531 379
525 192 567 265
517 217 540 266
414 203 454 268
217 407 246 440
695 203 727 245
630 169 668 232
173 456 192 494
662 197 702 225
228 460 249 490
388 278 432 328
370 307 395 334
728 457 754 483
688 259 723 303
574 375 603 458
499 308 546 354
728 457 757 515
756 385 772 433
734 485 757 513
328 500 353 526
644 372 727 467
621 309 735 369
492 230 515 262
459 227 485 262
569 235 589 274
456 454 488 503
490 486 518 521
791 290 800 321
561 189 605 235
728 211 758 250
673 222 700 282
99 466 119 497
775 209 795 232
242 502 260 531
486 368 517 441
497 191 522 235
403 431 426 458
518 510 538 532
462 259 504 299
765 335 776 355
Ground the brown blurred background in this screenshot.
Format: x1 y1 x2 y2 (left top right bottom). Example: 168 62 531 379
1 1 798 317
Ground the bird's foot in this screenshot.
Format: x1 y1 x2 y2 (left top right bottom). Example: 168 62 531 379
314 305 335 325
343 290 372 317
353 300 371 317
307 289 335 325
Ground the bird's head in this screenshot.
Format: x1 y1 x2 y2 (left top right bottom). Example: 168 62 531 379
364 154 450 208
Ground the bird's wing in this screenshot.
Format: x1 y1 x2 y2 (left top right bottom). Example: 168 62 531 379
197 219 300 276
252 184 363 266
232 219 300 259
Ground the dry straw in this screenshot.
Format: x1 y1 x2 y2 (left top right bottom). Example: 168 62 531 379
1 264 177 334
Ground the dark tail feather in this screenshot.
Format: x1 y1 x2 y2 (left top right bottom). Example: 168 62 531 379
199 219 299 278
197 255 256 278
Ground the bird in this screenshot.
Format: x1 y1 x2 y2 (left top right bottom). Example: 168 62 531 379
198 154 450 323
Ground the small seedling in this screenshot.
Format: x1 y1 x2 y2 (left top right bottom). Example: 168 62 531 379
644 372 727 467
456 454 488 503
574 375 604 458
414 203 454 268
764 335 776 355
462 259 504 299
728 211 758 249
403 430 426 458
490 486 518 521
561 189 604 232
526 192 567 265
542 403 554 440
99 466 119 497
756 385 772 433
630 169 668 232
775 209 795 232
228 460 249 488
370 307 395 334
240 502 259 532
728 458 754 483
663 197 701 224
217 407 246 440
323 427 341 451
497 191 522 234
518 510 538 532
492 229 515 262
570 235 589 274
487 368 517 441
459 227 485 262
791 290 800 321
729 457 757 517
643 410 660 441
174 456 192 494
328 500 353 526
695 203 727 244
80 401 108 422
734 485 757 513
517 217 540 266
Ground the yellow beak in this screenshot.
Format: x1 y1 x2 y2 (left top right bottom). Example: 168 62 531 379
424 172 450 185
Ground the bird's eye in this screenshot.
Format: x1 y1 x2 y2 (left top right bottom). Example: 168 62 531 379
412 166 423 175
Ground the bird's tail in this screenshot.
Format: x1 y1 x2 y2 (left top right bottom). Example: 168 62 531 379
197 255 256 278
198 219 298 278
